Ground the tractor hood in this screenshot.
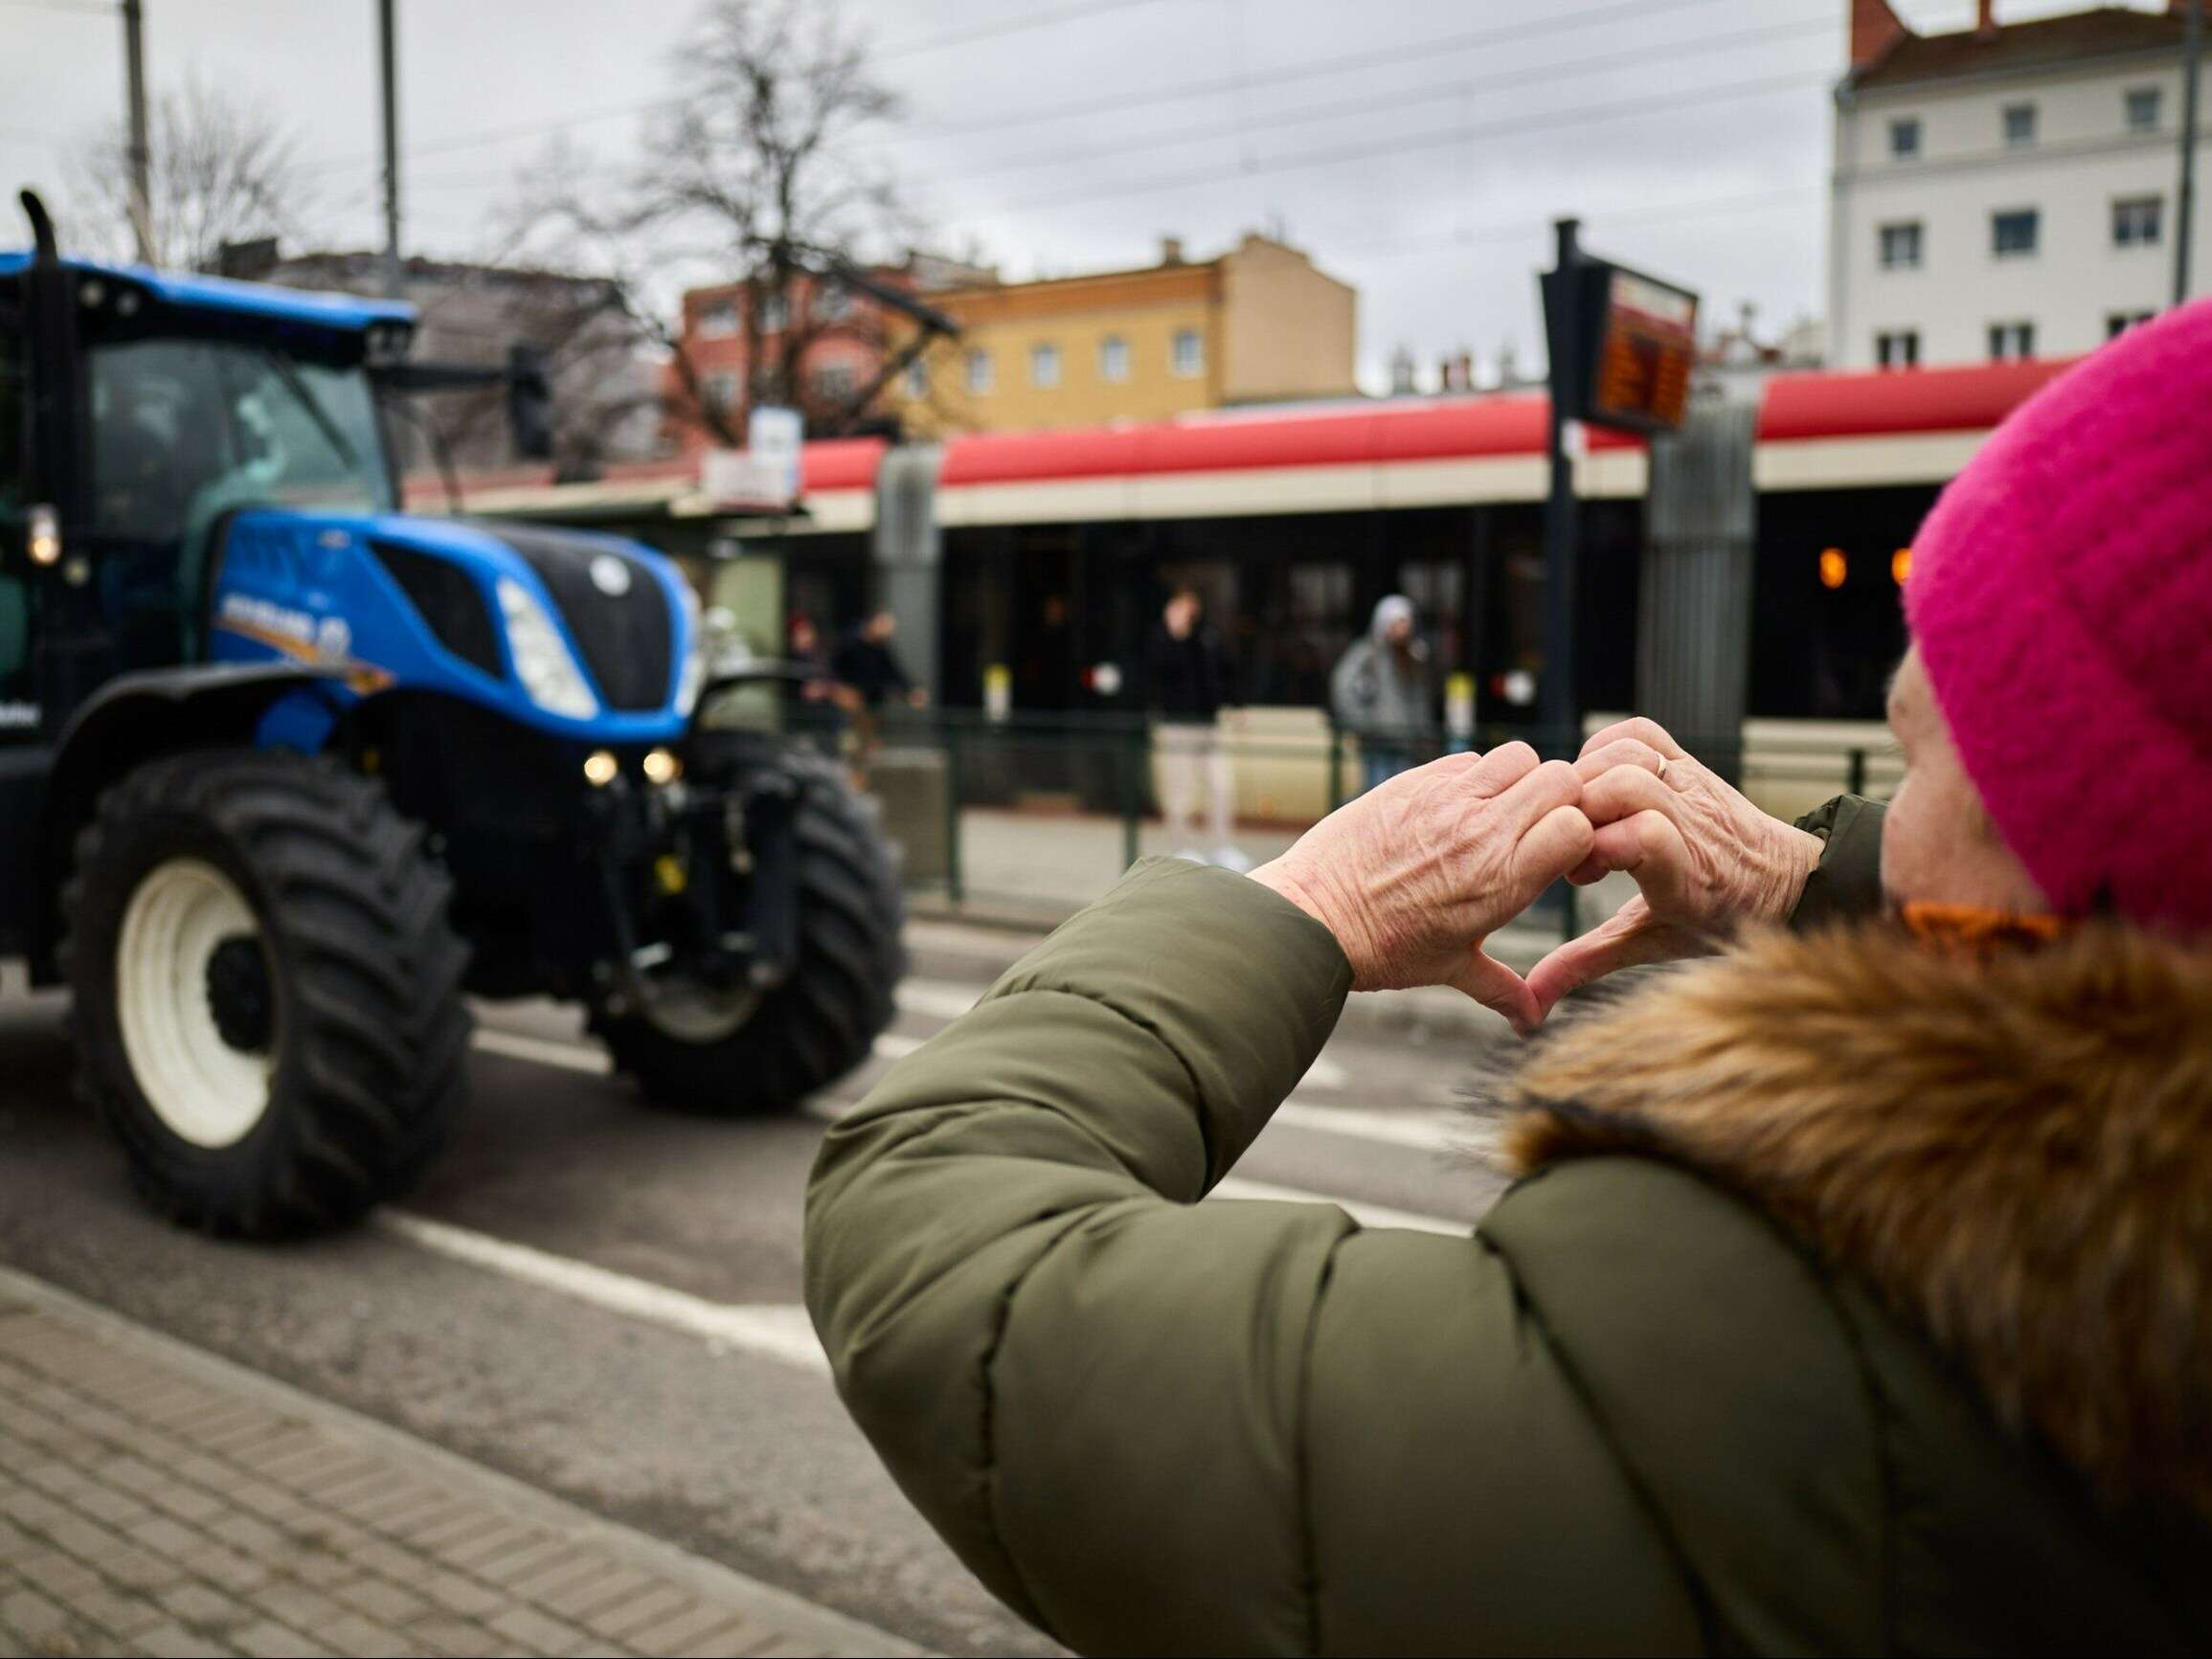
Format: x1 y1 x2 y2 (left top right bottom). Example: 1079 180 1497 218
206 509 701 744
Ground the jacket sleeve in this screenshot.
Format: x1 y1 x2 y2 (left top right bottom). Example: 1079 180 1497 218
1788 794 1886 930
804 861 1698 1656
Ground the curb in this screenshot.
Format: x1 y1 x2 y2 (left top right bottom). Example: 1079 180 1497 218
0 1264 929 1659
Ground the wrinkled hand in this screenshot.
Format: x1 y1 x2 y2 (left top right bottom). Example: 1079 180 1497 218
1525 718 1824 1021
1250 743 1591 1032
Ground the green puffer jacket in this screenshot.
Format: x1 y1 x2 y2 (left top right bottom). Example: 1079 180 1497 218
805 796 2212 1655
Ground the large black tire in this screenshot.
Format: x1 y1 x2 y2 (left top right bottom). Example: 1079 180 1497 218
60 750 470 1239
597 753 904 1113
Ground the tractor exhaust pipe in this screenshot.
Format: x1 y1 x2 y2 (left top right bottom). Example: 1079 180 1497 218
19 191 59 263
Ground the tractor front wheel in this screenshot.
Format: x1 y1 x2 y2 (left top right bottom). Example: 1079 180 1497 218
596 757 904 1114
61 750 470 1238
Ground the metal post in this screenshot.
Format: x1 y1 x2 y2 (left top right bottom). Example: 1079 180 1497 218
121 0 152 264
1541 217 1583 759
378 0 403 299
1119 725 1141 871
942 721 963 904
2180 0 2204 304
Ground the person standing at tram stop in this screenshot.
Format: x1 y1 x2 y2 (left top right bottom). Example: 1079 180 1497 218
1144 585 1248 871
807 300 2212 1654
1331 593 1432 792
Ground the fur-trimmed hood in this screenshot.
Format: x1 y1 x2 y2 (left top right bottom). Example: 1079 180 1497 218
1499 922 2212 1525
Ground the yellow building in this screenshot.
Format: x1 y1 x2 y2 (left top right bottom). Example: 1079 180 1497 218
892 233 1356 435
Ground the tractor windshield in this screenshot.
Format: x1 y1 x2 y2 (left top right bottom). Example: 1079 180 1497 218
87 335 395 545
83 332 395 669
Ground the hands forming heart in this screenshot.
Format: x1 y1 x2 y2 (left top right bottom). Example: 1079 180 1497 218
1249 717 1825 1035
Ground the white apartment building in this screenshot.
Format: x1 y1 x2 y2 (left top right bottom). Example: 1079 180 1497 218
1829 0 2210 370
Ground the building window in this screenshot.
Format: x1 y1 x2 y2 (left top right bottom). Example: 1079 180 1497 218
702 370 738 414
1098 334 1130 383
2002 103 2037 147
1029 342 1061 389
2108 310 2155 340
965 349 994 394
1987 320 2036 362
903 358 927 398
2113 195 2164 247
697 303 737 339
1874 329 1920 369
1992 209 2040 258
813 363 855 401
1878 221 1924 269
2126 86 2162 133
1888 117 1921 159
814 283 852 322
1170 328 1204 378
759 294 789 332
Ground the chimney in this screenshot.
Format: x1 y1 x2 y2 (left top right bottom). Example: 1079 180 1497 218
1159 235 1185 266
1388 347 1416 396
1849 0 1910 70
1976 0 1998 40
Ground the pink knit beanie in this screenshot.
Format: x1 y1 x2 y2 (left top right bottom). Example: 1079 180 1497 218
1906 298 2212 933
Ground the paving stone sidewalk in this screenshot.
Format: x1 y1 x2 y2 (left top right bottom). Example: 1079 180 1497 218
0 1268 919 1659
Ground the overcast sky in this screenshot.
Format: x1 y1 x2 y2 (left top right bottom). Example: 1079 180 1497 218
0 0 2175 392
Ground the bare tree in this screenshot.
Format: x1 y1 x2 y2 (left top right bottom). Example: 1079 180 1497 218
517 0 924 444
70 75 306 273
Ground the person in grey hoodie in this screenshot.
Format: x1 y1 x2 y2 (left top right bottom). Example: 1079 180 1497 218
1331 594 1431 791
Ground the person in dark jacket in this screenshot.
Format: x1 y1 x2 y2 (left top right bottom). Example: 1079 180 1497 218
1144 587 1245 869
807 299 2212 1654
830 609 922 710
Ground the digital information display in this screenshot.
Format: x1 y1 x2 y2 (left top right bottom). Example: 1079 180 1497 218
1590 269 1698 434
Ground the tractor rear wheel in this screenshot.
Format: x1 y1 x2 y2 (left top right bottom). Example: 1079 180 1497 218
60 750 470 1238
596 754 904 1114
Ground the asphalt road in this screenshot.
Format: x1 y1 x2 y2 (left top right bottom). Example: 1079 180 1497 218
0 923 1520 1657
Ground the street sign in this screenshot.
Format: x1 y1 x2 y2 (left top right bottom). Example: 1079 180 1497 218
748 405 803 502
1542 237 1700 437
1590 268 1698 434
699 449 794 511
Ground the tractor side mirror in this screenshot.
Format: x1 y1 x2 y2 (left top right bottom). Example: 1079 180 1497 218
508 343 553 462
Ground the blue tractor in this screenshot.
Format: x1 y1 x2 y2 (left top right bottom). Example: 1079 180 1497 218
0 192 904 1237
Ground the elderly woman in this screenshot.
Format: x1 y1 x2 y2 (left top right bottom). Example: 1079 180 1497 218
805 305 2212 1655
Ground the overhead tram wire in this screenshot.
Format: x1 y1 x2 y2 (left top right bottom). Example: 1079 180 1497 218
301 0 1171 179
393 11 1837 200
910 0 1755 138
950 11 1837 183
995 65 1832 213
296 0 1759 182
876 0 1172 60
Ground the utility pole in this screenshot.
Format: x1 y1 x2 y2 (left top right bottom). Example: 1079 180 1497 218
2179 0 2203 304
378 0 403 298
120 0 153 264
1539 216 1583 753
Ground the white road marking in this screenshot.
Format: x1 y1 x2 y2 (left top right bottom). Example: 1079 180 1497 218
1300 1055 1349 1090
471 1027 612 1074
376 1210 829 1376
472 1025 1473 1159
892 978 982 1021
1273 1100 1472 1153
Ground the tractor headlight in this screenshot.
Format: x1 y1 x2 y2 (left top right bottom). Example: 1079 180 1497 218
673 579 707 716
496 577 600 719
